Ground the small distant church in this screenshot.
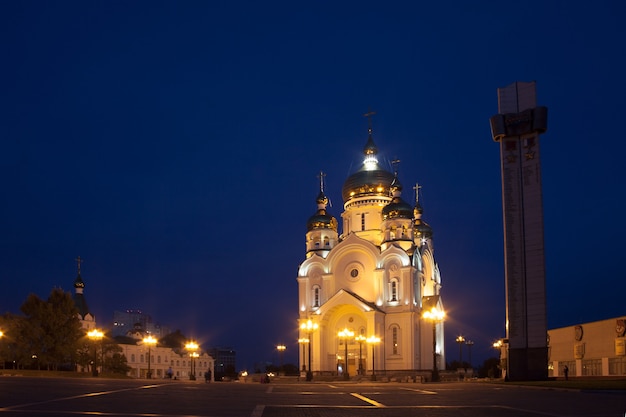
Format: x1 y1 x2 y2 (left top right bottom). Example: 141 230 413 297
73 256 96 331
297 115 445 378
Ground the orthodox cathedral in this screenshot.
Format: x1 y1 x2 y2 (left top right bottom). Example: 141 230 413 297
297 121 445 379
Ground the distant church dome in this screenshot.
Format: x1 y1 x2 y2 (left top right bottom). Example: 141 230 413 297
414 201 433 239
307 191 338 232
382 175 413 220
74 273 85 289
342 131 395 203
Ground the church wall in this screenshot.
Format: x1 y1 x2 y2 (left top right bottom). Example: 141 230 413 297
384 311 417 370
331 250 378 302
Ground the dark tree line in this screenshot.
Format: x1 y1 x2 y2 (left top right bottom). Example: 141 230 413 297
0 288 82 370
0 288 129 375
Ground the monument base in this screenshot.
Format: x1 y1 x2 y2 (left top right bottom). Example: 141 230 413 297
507 347 548 381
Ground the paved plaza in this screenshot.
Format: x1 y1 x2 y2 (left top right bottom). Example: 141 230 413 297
0 377 624 417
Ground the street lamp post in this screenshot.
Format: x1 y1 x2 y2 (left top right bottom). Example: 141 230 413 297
0 330 4 369
423 306 445 382
355 335 366 375
143 335 157 379
337 328 354 380
456 335 465 364
492 339 507 379
87 329 104 377
366 336 380 381
297 338 309 373
185 341 199 380
300 320 318 381
190 352 199 378
465 340 474 370
276 345 286 375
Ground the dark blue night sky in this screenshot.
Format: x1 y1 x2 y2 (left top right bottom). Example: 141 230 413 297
1 1 625 370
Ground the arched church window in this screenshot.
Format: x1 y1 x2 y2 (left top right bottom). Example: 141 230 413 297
390 279 398 302
392 326 399 355
313 286 320 308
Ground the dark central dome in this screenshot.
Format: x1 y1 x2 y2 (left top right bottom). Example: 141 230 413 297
342 168 395 203
342 131 394 202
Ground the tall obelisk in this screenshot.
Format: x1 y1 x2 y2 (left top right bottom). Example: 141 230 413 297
490 81 548 381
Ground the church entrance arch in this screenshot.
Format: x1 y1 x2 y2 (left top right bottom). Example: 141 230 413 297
319 304 368 376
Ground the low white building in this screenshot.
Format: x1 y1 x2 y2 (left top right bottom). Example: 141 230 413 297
119 343 215 380
548 316 626 378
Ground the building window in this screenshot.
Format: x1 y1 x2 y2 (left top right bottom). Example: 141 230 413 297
390 279 398 302
361 213 366 231
313 286 320 308
324 236 329 247
158 356 161 364
140 354 144 363
131 354 135 363
392 327 399 355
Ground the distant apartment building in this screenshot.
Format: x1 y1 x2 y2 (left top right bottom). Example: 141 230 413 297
112 310 171 338
206 347 236 379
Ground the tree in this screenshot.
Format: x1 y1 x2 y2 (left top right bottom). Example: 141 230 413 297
103 342 131 375
20 288 83 370
0 312 29 368
477 357 501 378
159 330 187 349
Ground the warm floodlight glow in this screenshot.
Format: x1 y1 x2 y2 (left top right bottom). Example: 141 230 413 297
364 154 378 170
185 341 199 351
422 307 445 321
300 319 318 332
337 328 354 339
366 336 380 345
87 329 104 339
143 335 157 345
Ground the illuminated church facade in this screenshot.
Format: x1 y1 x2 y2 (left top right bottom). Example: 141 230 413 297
297 123 445 379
